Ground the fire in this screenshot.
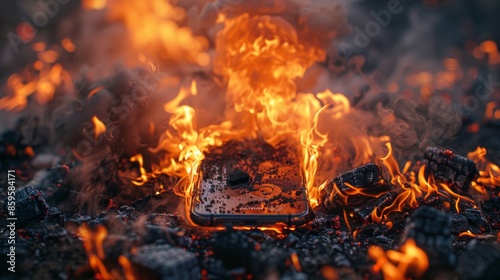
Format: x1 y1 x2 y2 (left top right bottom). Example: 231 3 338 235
369 239 428 280
371 143 475 222
82 0 107 10
103 0 210 66
92 116 107 140
80 225 114 280
290 252 302 271
467 147 500 187
0 62 71 111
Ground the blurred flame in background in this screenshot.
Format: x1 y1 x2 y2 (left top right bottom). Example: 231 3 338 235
369 239 429 280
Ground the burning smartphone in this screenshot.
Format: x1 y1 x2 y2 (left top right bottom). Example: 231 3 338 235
190 139 309 227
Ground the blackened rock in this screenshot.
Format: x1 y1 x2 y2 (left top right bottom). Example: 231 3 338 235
424 147 479 193
353 192 396 222
463 208 489 233
49 165 70 185
249 245 290 278
212 229 255 269
322 163 389 211
401 206 454 273
286 233 300 247
450 213 468 234
129 244 200 280
280 270 308 280
457 244 500 280
227 169 250 188
3 185 49 226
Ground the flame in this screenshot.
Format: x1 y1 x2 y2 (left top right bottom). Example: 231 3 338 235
467 147 500 187
126 9 389 225
0 58 71 111
290 252 302 271
104 0 210 66
92 116 107 140
82 0 107 10
80 225 113 280
130 154 148 186
118 256 135 280
369 239 428 280
484 102 498 120
371 143 475 222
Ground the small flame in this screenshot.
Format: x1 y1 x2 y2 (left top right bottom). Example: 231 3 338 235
290 252 302 271
92 116 107 140
0 59 71 111
82 0 107 10
80 225 113 280
130 154 148 186
467 147 500 187
369 239 428 280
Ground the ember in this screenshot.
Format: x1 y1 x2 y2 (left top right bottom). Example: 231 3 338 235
1 0 500 279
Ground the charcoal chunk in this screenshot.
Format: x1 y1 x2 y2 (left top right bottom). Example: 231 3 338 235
212 230 255 269
457 244 500 280
3 185 49 226
424 147 479 193
227 169 250 188
49 164 70 185
322 163 389 211
129 244 200 280
401 206 454 273
449 213 468 234
249 245 290 278
462 208 489 233
353 192 396 222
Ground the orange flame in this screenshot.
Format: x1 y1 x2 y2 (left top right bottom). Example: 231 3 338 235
467 147 500 187
0 59 71 111
371 143 476 222
80 225 113 280
104 0 210 66
92 116 107 140
369 239 428 280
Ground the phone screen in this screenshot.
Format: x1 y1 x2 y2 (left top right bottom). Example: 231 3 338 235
191 139 309 226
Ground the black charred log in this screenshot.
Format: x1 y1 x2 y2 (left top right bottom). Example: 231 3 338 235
128 244 200 280
322 163 390 211
457 244 500 280
352 192 396 222
3 185 49 226
424 147 479 193
400 206 455 277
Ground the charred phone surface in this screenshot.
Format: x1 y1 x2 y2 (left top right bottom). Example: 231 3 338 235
191 139 308 226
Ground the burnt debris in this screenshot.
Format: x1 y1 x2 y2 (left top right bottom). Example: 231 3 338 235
128 244 200 280
227 169 251 188
3 185 49 226
424 147 479 193
322 163 391 211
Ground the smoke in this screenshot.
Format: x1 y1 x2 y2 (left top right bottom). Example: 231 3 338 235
2 0 498 212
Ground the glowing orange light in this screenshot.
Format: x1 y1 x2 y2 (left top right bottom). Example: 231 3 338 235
61 38 76 52
92 116 106 140
290 253 302 271
82 0 107 10
480 40 498 54
369 239 428 280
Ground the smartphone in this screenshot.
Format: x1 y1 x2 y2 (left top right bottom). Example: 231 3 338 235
190 139 309 227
